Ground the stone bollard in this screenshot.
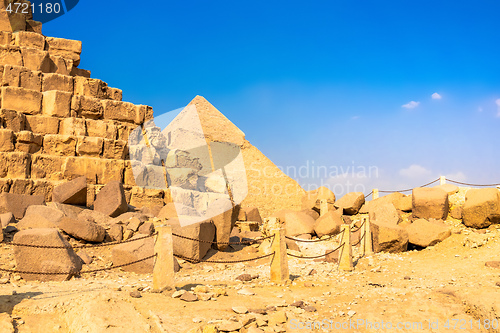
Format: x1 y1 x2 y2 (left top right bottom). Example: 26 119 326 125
153 225 175 292
372 189 379 200
269 219 289 283
440 176 446 186
319 199 329 217
362 216 373 256
338 223 353 272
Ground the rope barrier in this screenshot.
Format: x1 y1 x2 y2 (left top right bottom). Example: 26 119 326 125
364 191 373 199
171 233 274 245
351 231 365 246
446 179 500 187
350 220 365 233
287 242 344 259
8 233 157 249
0 254 156 275
377 178 440 194
174 252 275 264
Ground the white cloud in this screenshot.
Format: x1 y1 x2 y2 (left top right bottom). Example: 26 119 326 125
431 92 442 100
402 101 420 109
496 99 500 117
399 164 432 178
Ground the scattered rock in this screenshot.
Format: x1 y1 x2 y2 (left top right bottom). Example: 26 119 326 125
108 224 123 242
237 288 255 296
172 290 186 298
170 218 215 262
0 212 15 228
77 251 93 265
93 181 128 218
138 221 154 235
24 205 65 224
0 193 45 219
285 238 301 252
130 290 142 298
208 198 237 251
313 208 343 237
324 249 339 263
369 202 400 226
450 206 463 220
412 187 449 220
303 305 317 312
347 310 356 317
284 211 315 236
236 273 254 282
218 320 243 332
180 291 198 302
245 207 263 224
334 192 365 215
462 188 500 229
58 216 106 243
371 222 409 253
17 214 57 230
435 183 459 195
232 306 248 314
290 300 304 308
52 176 87 205
485 261 500 269
193 285 208 294
112 235 156 274
268 310 287 325
301 186 336 212
405 219 451 247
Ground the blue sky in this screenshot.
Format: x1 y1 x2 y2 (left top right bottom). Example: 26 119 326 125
44 0 500 197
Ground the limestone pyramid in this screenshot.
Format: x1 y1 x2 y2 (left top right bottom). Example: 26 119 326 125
0 3 304 217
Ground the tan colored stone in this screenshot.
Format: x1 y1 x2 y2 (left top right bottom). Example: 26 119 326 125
106 87 122 101
405 219 451 248
0 9 27 32
102 100 140 124
31 180 53 202
128 187 165 209
0 152 30 178
462 188 500 228
42 90 71 117
0 108 26 131
15 130 42 154
43 134 76 156
0 45 22 66
70 67 90 78
94 181 128 217
45 37 82 54
76 136 103 157
116 122 137 141
26 20 42 34
48 55 73 75
31 155 66 180
74 76 107 98
86 119 116 139
412 187 449 220
2 64 42 90
59 117 86 136
0 129 14 152
13 31 45 49
99 159 125 185
9 178 33 195
0 31 11 45
20 47 51 72
313 208 343 237
62 157 100 184
134 104 146 124
25 115 59 134
42 73 74 92
71 95 103 119
1 86 42 115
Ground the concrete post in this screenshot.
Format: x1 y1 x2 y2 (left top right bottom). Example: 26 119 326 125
270 222 289 283
339 223 353 272
153 225 175 292
319 199 328 217
373 189 379 200
362 216 373 256
440 176 446 185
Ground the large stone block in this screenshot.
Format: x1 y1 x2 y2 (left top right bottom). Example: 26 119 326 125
13 31 45 49
20 47 51 72
43 134 76 156
86 119 117 139
462 188 500 229
0 45 22 66
0 9 26 32
2 64 42 91
73 76 107 98
70 67 90 78
25 205 65 225
371 222 409 253
26 20 42 34
334 192 365 215
128 187 164 209
42 90 71 117
0 108 25 131
9 178 33 195
76 136 103 157
1 86 42 114
302 186 336 212
15 130 42 154
0 128 14 152
207 197 238 250
0 31 11 45
0 192 45 219
42 73 73 92
58 216 105 243
368 202 401 226
31 154 66 180
52 176 87 206
405 218 451 248
31 179 54 202
25 115 59 134
102 100 140 124
59 117 86 136
111 236 155 274
313 208 343 237
170 218 216 261
62 157 101 184
13 228 82 281
98 159 125 185
106 87 122 101
45 37 82 54
94 181 128 217
0 152 30 178
283 210 316 237
48 55 73 75
71 95 103 119
412 187 449 220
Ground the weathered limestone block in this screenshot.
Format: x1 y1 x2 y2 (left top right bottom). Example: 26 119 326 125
59 118 86 136
103 139 128 159
48 55 73 75
59 216 106 243
462 188 500 229
0 152 30 178
70 67 90 78
71 95 103 119
42 90 71 117
0 178 12 193
20 47 51 72
99 159 125 185
412 187 449 220
43 134 76 156
1 86 42 115
62 157 125 185
15 130 42 154
128 187 164 209
26 20 43 34
25 115 59 134
2 64 42 91
0 128 14 152
31 155 66 180
74 76 107 98
0 10 26 32
31 180 54 202
45 37 81 66
134 104 146 124
0 31 11 45
94 181 128 217
116 121 137 141
0 45 23 66
13 31 45 49
52 176 87 205
76 136 103 157
0 191 44 219
106 87 122 101
10 178 33 195
0 109 26 131
86 119 116 140
42 73 73 92
102 100 141 124
302 186 336 212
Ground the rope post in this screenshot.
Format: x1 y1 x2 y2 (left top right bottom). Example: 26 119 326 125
319 199 328 217
269 219 289 283
440 176 446 185
338 223 353 272
372 189 379 200
153 225 175 293
362 216 373 256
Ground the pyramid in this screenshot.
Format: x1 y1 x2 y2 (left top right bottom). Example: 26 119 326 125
0 3 304 217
